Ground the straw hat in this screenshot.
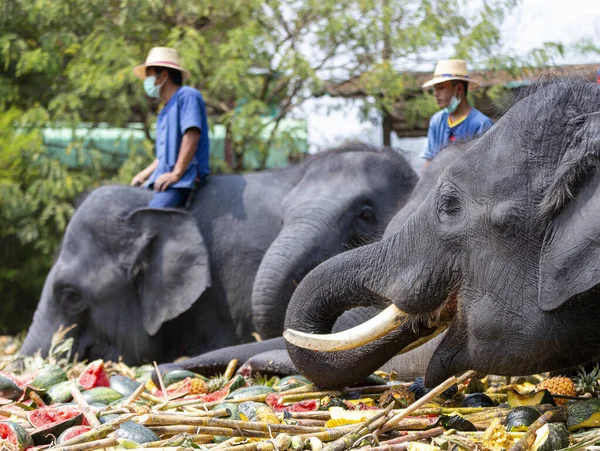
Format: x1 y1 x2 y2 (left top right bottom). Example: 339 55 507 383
422 59 479 89
133 47 190 80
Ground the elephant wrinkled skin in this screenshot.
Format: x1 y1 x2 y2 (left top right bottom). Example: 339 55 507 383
285 80 600 388
155 143 464 380
19 144 417 365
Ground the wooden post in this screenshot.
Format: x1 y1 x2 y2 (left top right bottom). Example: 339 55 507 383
382 0 392 147
382 111 392 147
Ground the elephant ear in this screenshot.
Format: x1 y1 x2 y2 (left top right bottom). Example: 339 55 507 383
125 208 211 335
538 112 600 311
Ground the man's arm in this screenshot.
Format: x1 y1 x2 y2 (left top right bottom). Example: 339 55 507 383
173 128 201 178
421 110 443 169
131 159 158 186
481 116 494 134
473 114 494 138
422 124 436 169
154 128 201 192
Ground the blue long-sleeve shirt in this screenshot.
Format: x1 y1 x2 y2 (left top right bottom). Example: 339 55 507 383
422 108 493 161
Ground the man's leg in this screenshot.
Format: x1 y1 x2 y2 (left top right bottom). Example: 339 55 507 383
148 188 191 208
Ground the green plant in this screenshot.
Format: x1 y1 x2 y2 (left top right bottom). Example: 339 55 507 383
576 364 600 396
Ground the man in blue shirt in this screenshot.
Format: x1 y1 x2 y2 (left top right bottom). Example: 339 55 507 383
421 59 493 167
131 47 210 208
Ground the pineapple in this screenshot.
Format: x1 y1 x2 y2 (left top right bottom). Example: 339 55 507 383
537 376 576 405
168 377 208 395
575 364 600 396
188 377 209 395
207 374 230 393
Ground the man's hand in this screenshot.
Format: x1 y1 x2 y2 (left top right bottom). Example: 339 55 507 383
131 171 148 187
154 171 181 192
131 159 158 187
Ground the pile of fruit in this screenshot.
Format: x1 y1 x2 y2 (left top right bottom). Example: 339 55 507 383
2 337 600 450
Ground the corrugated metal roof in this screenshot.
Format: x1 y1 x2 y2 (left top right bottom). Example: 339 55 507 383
322 64 599 98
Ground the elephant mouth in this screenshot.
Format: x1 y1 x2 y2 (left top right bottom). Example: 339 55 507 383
75 328 121 363
283 292 458 354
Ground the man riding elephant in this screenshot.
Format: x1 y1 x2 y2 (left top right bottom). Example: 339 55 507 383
130 47 210 209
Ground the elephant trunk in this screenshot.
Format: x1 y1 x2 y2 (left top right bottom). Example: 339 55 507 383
284 230 438 388
20 308 55 357
252 218 344 339
19 269 63 357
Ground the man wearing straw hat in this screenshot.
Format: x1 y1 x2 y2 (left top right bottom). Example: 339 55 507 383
421 59 493 167
131 47 210 208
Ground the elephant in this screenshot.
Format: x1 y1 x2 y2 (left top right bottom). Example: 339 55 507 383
283 79 600 388
154 142 465 380
19 143 418 366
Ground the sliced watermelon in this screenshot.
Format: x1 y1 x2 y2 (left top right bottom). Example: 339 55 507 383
31 413 85 445
31 413 84 445
266 394 319 412
202 386 230 403
57 425 92 444
153 378 194 399
77 360 110 390
0 421 34 450
288 399 320 412
27 405 84 428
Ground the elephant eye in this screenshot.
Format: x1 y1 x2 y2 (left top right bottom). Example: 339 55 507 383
357 205 375 221
439 195 461 215
56 286 86 314
437 184 462 218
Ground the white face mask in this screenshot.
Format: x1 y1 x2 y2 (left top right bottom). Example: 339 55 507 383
444 87 461 114
143 75 166 98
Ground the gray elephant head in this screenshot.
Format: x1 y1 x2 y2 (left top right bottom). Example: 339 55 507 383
252 146 418 338
285 79 600 387
19 186 210 363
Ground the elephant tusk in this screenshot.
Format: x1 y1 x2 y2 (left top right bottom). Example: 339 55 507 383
283 304 409 352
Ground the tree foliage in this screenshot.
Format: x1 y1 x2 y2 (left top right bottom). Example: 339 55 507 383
0 109 111 333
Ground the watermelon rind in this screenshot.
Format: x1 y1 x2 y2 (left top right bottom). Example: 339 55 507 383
30 413 84 445
0 374 23 401
82 387 123 405
114 420 159 443
30 364 68 391
0 420 34 450
109 375 142 398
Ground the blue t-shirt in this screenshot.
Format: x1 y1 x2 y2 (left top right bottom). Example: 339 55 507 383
422 108 493 161
147 86 210 189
